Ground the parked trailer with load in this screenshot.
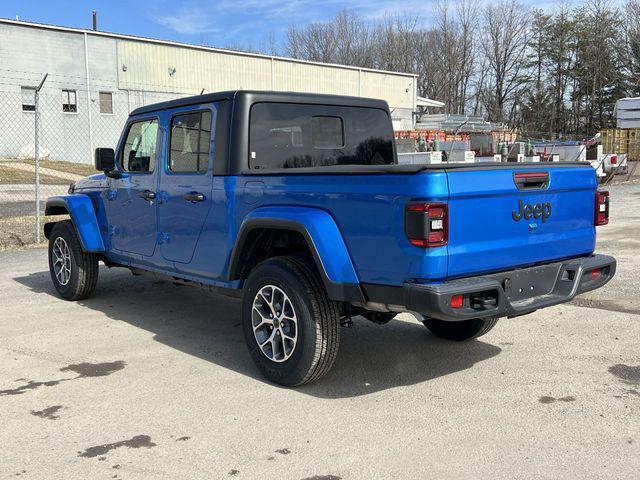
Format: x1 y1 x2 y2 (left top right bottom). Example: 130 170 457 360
44 91 616 386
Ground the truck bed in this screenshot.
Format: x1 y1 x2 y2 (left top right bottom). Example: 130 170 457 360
233 162 598 286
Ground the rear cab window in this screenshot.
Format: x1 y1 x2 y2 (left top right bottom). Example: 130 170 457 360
249 103 394 170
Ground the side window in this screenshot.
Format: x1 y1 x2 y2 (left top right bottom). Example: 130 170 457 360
169 110 212 173
122 119 159 173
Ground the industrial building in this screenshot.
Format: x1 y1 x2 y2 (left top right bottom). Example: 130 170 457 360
0 18 428 164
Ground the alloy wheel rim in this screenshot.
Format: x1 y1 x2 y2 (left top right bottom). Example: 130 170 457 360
252 285 298 363
52 237 71 286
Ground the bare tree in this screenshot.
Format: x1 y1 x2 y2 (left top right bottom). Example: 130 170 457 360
281 0 634 135
286 21 337 63
372 14 420 73
572 0 625 134
285 10 373 67
454 0 479 112
543 2 575 134
623 0 640 95
285 5 479 114
480 0 530 123
333 10 374 67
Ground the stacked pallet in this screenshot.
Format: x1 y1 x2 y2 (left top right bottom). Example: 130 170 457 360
600 128 640 160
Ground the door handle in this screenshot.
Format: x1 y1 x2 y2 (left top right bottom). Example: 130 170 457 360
183 192 205 203
138 190 156 201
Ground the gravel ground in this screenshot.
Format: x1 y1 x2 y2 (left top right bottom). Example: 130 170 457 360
0 179 638 479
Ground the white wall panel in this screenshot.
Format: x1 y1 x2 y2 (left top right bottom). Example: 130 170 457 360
117 41 271 94
361 71 415 109
272 60 359 96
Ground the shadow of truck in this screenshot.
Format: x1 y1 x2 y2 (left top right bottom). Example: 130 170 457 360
15 265 502 398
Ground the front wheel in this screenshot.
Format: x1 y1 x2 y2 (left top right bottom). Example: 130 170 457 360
241 256 340 386
48 220 98 301
422 316 498 341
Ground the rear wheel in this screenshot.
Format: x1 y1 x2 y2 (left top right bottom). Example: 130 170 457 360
422 316 498 341
241 256 340 386
48 220 98 301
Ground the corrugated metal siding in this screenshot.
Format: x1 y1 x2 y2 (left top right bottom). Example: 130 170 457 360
117 40 272 94
272 60 359 97
361 71 414 110
117 39 415 109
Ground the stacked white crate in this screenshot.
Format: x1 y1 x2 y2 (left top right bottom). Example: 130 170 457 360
616 97 640 128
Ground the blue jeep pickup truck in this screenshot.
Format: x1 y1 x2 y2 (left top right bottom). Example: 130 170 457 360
45 90 616 386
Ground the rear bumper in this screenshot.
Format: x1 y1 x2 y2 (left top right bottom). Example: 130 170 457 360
362 254 616 322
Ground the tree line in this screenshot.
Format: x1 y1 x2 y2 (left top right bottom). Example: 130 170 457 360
280 0 640 139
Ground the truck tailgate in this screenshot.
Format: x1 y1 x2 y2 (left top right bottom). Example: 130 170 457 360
446 165 597 278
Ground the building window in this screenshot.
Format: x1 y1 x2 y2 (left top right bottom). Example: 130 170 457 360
62 89 77 113
169 110 212 173
21 86 36 112
99 91 113 114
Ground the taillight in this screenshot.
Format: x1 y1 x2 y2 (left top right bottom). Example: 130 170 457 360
405 202 448 247
595 190 609 226
610 155 617 165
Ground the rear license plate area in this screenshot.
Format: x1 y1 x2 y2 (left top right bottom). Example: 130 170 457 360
501 265 561 301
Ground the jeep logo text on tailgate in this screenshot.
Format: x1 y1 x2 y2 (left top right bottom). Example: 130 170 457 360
512 200 552 222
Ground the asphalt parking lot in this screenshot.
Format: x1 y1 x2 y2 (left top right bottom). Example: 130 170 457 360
1 179 639 479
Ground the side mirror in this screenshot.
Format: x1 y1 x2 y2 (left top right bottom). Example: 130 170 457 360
95 148 115 172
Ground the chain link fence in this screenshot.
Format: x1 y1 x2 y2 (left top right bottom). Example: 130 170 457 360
0 76 637 251
0 85 133 249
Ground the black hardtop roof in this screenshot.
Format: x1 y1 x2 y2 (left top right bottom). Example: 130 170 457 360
130 90 390 116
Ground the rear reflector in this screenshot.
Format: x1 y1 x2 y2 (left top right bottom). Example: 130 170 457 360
405 202 448 247
590 268 601 280
451 294 464 309
595 190 609 226
611 155 618 165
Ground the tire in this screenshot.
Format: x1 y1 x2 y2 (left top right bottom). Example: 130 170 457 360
241 256 340 386
362 312 396 325
48 220 99 301
422 316 498 341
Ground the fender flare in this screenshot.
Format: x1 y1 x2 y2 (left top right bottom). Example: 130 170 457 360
44 195 105 252
228 206 364 303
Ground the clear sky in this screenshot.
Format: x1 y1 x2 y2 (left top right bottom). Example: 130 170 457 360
0 0 492 51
